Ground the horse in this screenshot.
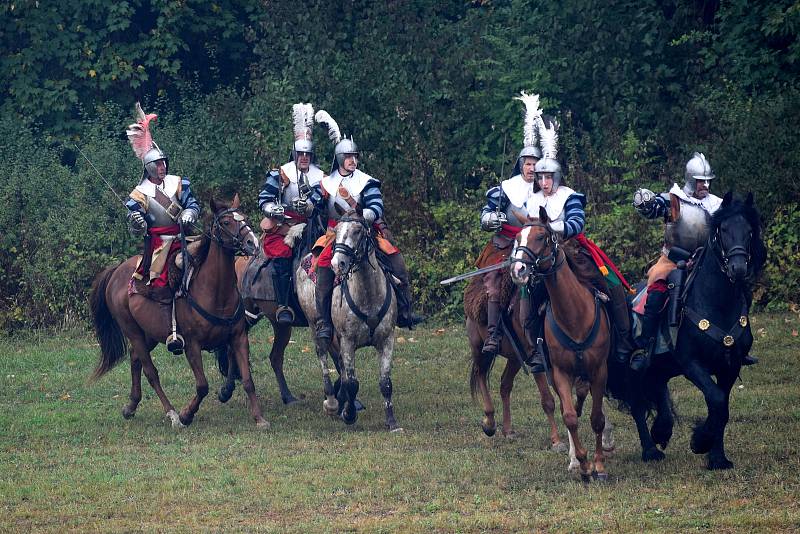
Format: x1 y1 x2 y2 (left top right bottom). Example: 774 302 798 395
296 210 401 430
464 271 566 449
623 191 766 469
510 207 617 481
89 195 268 428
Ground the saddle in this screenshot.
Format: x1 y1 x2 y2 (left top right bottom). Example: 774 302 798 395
128 240 204 304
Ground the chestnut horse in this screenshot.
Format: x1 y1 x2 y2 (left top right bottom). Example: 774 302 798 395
465 272 565 449
510 207 615 481
89 195 267 428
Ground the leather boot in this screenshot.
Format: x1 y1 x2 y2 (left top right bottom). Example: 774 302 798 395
482 300 503 356
272 257 295 325
314 266 335 344
385 252 425 329
630 288 667 372
608 284 636 364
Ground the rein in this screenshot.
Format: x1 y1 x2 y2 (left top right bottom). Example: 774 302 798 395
513 222 565 279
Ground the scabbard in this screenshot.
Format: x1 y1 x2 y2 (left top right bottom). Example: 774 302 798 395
140 234 153 277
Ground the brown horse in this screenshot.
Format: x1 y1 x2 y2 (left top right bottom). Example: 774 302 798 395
465 270 565 449
89 195 268 428
510 208 613 481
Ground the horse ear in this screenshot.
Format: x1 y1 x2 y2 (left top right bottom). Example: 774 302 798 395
746 191 754 206
722 190 733 207
210 197 218 213
526 214 537 223
669 193 680 221
231 193 241 209
539 206 549 223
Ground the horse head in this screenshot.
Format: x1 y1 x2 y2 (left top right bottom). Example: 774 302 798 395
510 206 561 285
209 194 259 256
711 191 765 284
332 209 372 277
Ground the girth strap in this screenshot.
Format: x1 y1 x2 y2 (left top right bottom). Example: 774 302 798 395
184 292 245 328
545 294 603 380
342 271 393 339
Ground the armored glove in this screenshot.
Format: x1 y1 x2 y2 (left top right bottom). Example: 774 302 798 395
127 211 147 236
480 211 507 232
291 197 313 216
633 188 656 211
179 209 198 225
263 202 285 220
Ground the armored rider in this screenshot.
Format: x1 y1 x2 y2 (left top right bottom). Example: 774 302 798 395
311 110 424 347
258 103 325 325
125 102 201 292
631 152 757 370
478 92 544 361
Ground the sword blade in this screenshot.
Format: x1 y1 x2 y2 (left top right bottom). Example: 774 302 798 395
439 259 511 285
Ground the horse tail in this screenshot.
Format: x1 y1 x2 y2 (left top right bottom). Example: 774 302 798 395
89 264 128 381
469 348 496 401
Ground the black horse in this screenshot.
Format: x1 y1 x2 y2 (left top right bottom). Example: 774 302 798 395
620 191 766 470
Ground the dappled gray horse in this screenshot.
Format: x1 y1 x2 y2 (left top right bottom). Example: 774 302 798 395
296 212 400 430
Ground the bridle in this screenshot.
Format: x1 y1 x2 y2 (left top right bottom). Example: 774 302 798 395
512 222 565 280
332 215 374 277
210 207 256 256
709 221 752 283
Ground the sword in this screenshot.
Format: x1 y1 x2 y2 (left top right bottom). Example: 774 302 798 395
440 259 512 285
74 144 129 209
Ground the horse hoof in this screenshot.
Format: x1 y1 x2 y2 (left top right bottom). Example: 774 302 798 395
567 459 580 472
283 394 305 405
551 441 568 453
166 410 185 429
707 457 734 470
580 472 592 484
218 387 233 404
642 447 665 462
502 430 517 439
389 426 404 433
121 407 136 420
593 471 609 482
255 418 270 430
354 399 366 412
602 446 616 457
342 410 358 425
481 423 497 437
323 398 339 416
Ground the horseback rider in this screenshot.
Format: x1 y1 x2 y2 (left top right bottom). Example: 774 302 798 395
258 103 325 325
523 117 635 371
125 103 201 294
478 92 544 361
310 110 424 347
631 152 758 370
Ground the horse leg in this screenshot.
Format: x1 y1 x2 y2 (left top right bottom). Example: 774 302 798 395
553 368 591 480
706 374 736 470
177 341 209 427
590 377 609 481
601 401 616 455
230 329 268 428
628 373 664 462
649 379 674 449
317 336 338 416
499 359 520 437
131 339 181 427
575 378 589 418
533 372 565 451
217 342 236 403
122 347 142 419
270 322 302 405
682 359 734 469
377 336 401 432
339 338 359 425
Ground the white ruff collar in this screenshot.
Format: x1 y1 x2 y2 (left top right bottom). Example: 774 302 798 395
135 174 180 199
526 185 576 221
501 174 536 208
321 169 373 197
669 183 722 213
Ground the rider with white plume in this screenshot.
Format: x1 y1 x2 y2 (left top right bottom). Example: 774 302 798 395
257 103 325 325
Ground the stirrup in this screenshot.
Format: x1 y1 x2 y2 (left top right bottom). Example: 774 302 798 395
276 305 295 325
167 298 184 355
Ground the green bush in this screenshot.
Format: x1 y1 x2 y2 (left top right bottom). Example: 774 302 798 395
759 203 800 310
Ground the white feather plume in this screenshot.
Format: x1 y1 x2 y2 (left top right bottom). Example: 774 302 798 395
125 102 158 161
292 103 315 141
537 116 558 160
283 223 306 247
514 91 542 149
314 110 341 144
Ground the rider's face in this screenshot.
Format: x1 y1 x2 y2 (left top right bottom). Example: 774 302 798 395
521 157 538 182
342 154 358 173
694 179 710 199
296 152 311 172
537 172 555 196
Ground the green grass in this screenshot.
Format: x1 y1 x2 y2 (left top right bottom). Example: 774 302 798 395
1 313 799 532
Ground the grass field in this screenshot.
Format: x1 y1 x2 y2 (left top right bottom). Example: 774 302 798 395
1 313 799 533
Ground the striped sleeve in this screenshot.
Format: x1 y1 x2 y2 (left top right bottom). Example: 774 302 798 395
360 179 384 219
257 170 282 211
178 177 201 216
481 186 507 217
636 193 669 220
562 193 586 239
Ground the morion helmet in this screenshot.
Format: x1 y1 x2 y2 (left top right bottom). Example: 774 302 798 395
683 152 715 196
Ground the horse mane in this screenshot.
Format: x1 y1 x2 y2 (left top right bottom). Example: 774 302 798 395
710 195 767 278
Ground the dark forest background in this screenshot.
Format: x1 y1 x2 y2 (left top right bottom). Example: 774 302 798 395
1 0 798 330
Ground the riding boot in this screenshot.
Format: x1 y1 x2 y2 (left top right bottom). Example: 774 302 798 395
314 266 335 346
384 252 425 329
608 284 636 364
482 300 503 356
630 286 667 372
272 257 295 325
522 304 546 373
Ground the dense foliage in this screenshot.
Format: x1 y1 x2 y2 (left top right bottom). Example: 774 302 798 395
1 0 798 329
